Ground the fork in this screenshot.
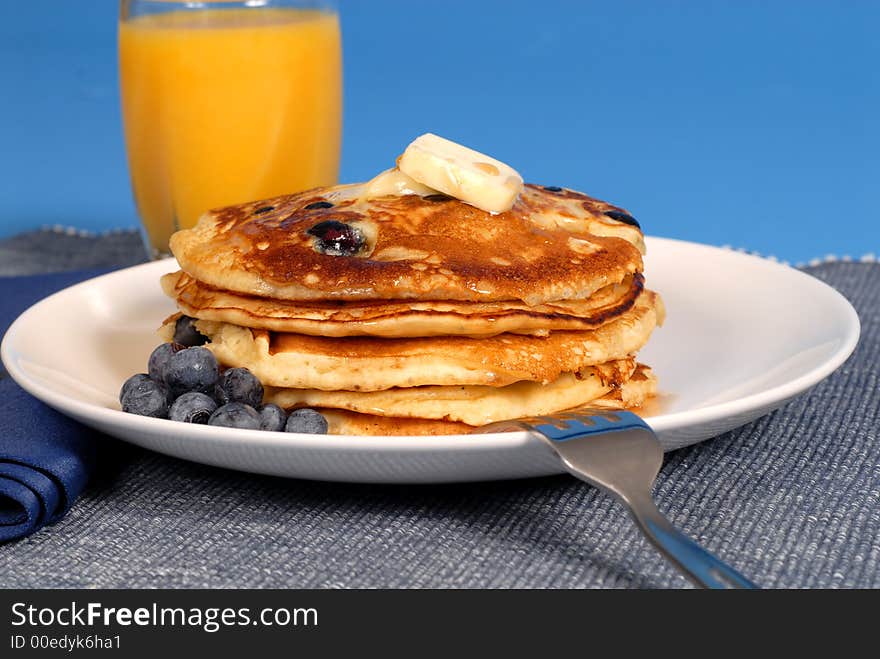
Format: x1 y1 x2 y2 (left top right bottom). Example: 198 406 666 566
478 409 759 589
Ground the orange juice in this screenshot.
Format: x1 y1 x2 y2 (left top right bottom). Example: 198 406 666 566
119 8 342 256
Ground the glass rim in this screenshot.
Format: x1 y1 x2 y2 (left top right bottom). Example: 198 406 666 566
119 0 338 17
121 0 335 4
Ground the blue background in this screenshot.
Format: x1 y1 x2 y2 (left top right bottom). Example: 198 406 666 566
1 0 877 262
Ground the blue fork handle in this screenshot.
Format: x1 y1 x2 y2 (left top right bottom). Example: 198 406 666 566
522 410 759 589
498 410 759 588
628 494 759 589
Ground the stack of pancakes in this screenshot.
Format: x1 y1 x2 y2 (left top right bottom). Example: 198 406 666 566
160 181 664 435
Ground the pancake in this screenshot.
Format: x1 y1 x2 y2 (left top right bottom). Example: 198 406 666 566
265 359 652 426
320 409 474 436
161 269 644 338
169 182 645 306
174 290 663 391
318 365 657 435
162 156 663 433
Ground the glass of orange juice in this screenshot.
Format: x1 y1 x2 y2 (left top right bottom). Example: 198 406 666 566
119 0 342 258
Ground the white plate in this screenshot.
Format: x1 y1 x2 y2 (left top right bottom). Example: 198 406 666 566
1 237 860 483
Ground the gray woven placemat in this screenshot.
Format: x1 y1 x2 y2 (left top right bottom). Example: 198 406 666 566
0 228 148 276
0 229 877 588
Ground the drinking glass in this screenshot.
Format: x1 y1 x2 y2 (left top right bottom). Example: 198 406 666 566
119 0 342 258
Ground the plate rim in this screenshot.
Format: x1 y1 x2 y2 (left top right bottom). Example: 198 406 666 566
0 236 861 454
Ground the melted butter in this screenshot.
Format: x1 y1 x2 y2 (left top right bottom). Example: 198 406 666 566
362 168 437 199
373 246 431 262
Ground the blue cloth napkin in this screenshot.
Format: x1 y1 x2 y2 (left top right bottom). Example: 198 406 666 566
0 270 104 542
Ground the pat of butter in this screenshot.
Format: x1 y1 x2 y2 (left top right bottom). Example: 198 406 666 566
397 133 523 214
364 167 438 198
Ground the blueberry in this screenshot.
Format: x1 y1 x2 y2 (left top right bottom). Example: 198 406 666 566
148 343 183 382
307 220 366 256
543 186 563 192
164 346 219 396
258 404 288 432
173 316 207 347
603 209 641 229
169 392 217 424
285 408 328 434
304 200 334 210
120 376 170 418
120 373 152 403
253 205 275 215
215 367 264 407
208 402 261 430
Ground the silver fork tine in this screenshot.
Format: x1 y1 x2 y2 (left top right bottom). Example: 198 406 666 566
480 409 758 589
